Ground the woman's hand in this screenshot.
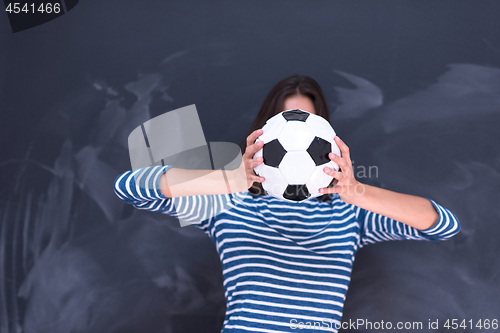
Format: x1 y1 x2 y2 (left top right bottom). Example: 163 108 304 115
320 136 364 204
241 129 266 189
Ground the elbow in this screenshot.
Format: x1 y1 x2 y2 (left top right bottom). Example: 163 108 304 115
113 171 141 204
420 214 461 242
449 218 461 237
437 217 461 241
113 174 128 202
446 211 461 238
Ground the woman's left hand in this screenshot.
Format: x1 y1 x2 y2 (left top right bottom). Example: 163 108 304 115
320 136 364 204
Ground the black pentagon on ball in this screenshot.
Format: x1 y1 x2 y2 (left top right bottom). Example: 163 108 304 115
262 139 287 168
282 109 310 122
283 184 311 201
307 137 332 166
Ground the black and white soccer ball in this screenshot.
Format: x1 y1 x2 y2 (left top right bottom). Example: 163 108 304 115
253 109 341 202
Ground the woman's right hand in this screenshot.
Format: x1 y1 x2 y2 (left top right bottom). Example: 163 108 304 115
242 128 266 190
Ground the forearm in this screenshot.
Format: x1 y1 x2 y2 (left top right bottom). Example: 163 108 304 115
159 167 247 198
346 183 439 230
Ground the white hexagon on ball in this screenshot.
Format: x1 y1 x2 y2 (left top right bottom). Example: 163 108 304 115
279 151 316 184
306 161 336 197
305 114 336 143
258 114 287 144
278 121 315 152
259 164 288 199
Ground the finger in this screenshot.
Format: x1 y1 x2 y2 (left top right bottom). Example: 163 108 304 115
323 167 343 178
246 129 263 146
329 153 349 171
251 157 264 168
319 186 338 194
246 129 264 147
334 136 351 164
251 174 265 183
246 140 264 156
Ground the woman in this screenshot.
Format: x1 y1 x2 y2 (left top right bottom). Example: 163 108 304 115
114 75 460 332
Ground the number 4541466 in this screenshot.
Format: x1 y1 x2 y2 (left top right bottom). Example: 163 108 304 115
444 319 498 330
5 2 61 14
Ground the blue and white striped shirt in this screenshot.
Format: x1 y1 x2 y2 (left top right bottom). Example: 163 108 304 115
114 165 460 333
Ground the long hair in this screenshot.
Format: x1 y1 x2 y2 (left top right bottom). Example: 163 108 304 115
240 75 333 201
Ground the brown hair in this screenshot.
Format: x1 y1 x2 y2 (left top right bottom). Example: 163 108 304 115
240 75 334 201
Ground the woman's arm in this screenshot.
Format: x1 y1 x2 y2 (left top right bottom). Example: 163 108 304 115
321 136 450 231
160 129 265 198
159 168 232 198
113 129 266 229
115 165 252 230
339 183 439 230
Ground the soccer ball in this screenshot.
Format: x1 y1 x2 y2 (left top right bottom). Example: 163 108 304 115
253 109 341 202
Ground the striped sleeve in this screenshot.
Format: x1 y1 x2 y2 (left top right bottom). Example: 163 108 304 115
351 198 461 248
113 165 243 233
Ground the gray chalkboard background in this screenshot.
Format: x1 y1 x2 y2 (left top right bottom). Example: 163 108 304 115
1 1 499 332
